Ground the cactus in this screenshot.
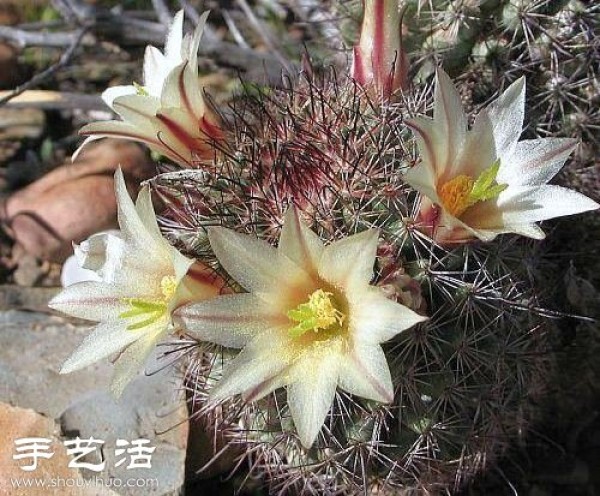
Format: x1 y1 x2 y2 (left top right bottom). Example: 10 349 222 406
151 69 553 493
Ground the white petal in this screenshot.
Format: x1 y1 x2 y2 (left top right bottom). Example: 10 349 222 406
498 185 599 224
110 326 165 397
74 230 123 274
111 95 161 130
176 294 287 348
164 10 185 66
208 227 311 294
338 342 393 403
351 287 427 344
78 121 163 149
143 46 168 97
488 76 525 155
60 320 144 374
209 330 293 403
287 351 340 448
403 161 441 204
61 254 102 287
452 109 497 179
114 169 165 254
432 69 467 175
102 85 136 107
134 186 165 244
498 138 577 186
405 117 440 185
49 281 130 321
278 207 324 278
318 229 378 290
185 11 209 71
160 62 204 120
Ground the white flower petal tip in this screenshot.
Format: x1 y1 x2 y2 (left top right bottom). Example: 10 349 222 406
51 167 220 393
186 207 427 447
77 10 222 167
404 68 599 244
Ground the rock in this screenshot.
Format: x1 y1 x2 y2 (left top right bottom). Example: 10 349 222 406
0 310 188 495
2 140 155 262
0 402 118 495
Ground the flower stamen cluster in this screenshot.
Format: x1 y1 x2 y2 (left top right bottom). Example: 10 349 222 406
287 289 346 338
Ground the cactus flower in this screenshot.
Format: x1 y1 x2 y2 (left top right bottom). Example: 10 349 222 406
404 69 599 243
49 169 221 396
352 0 407 99
76 11 222 167
176 208 426 448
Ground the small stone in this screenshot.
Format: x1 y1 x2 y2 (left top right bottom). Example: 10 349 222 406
0 402 117 495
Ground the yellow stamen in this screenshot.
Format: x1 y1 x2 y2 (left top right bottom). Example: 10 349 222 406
287 289 345 339
438 160 508 218
119 275 179 332
160 275 178 300
438 175 475 217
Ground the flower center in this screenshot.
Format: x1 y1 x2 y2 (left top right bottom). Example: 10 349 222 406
287 289 345 339
120 275 178 331
437 159 508 218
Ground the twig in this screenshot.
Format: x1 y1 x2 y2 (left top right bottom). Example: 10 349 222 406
0 90 105 111
222 10 250 49
0 28 88 108
151 0 173 27
0 25 88 48
235 0 293 73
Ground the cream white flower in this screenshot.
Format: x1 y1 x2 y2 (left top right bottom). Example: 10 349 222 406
176 208 427 448
76 11 222 167
49 169 221 396
404 69 599 243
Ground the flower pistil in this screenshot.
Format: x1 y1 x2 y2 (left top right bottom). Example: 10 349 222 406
119 275 178 331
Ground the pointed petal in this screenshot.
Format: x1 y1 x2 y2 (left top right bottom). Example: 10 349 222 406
102 85 136 107
143 46 168 97
318 229 378 290
338 342 393 403
164 10 184 63
110 326 165 397
208 227 311 294
278 207 324 278
114 169 164 254
351 287 427 343
488 76 525 154
176 294 287 348
209 330 293 402
498 185 599 224
60 320 143 374
403 160 440 204
134 185 163 243
433 69 467 175
498 138 577 186
186 10 209 71
160 62 204 120
49 281 130 321
78 121 162 148
405 117 439 185
287 351 339 448
452 109 497 179
111 95 161 130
